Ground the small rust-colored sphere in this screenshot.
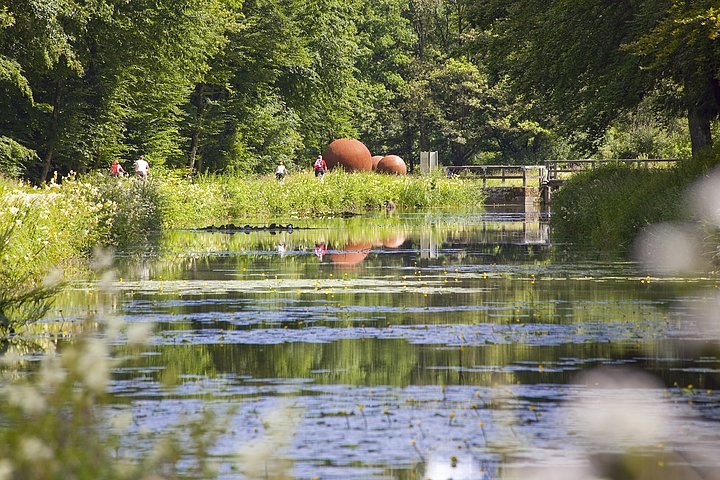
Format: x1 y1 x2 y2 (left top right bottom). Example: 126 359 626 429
323 138 373 172
371 155 384 170
376 155 407 175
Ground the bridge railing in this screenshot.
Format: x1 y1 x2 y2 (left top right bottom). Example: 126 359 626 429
545 158 679 182
444 165 546 188
444 159 680 188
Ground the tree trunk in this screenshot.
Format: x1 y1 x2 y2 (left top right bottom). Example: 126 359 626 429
188 129 201 171
40 80 62 183
688 104 712 157
188 84 206 172
405 127 414 173
40 146 55 184
686 74 719 157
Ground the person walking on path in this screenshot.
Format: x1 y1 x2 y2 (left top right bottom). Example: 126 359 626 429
313 155 327 181
275 161 287 181
110 160 126 177
134 155 150 180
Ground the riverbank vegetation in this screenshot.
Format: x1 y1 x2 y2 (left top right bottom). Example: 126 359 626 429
553 145 720 250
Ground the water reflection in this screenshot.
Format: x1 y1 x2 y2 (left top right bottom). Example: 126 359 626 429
43 211 720 479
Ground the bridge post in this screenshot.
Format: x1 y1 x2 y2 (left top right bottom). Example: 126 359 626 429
531 166 550 206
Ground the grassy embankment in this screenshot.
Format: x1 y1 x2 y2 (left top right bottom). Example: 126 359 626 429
0 169 483 330
552 145 720 251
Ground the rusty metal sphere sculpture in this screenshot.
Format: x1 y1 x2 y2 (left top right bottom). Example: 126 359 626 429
371 155 383 170
376 155 407 175
322 138 373 172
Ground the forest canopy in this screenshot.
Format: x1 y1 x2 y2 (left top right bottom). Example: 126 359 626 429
0 0 717 182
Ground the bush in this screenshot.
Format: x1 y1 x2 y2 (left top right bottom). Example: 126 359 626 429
86 174 164 249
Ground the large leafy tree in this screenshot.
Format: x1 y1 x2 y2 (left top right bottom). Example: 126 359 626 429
187 0 373 174
471 0 720 157
0 0 238 182
352 0 415 159
629 0 720 155
393 0 555 166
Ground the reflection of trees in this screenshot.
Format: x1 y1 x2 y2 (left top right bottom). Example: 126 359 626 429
121 339 718 389
117 337 218 388
51 214 720 392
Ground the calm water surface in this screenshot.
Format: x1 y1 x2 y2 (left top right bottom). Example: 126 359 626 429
53 210 720 478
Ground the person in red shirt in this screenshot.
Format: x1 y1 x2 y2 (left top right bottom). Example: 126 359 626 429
110 160 126 177
313 155 327 180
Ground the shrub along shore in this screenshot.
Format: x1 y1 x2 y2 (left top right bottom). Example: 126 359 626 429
0 169 483 328
552 145 720 252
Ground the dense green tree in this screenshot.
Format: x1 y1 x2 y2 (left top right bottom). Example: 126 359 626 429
353 0 415 160
471 0 720 157
629 0 720 155
185 0 368 174
0 0 237 181
0 0 716 181
393 0 557 165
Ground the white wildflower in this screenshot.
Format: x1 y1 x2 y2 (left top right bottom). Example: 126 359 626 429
110 410 134 432
6 385 46 415
237 400 302 479
0 351 22 366
104 314 125 341
565 368 669 448
633 223 706 274
39 357 67 389
42 268 64 288
0 459 13 480
78 338 110 393
127 322 153 345
20 437 53 461
98 270 118 292
90 246 115 272
687 166 720 226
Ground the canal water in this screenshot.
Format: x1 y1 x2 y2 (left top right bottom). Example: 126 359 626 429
54 210 720 479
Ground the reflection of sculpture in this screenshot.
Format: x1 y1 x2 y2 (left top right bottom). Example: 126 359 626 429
382 234 405 248
371 155 383 170
329 241 372 267
376 155 407 175
322 139 373 172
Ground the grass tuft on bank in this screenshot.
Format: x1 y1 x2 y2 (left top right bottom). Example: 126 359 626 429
552 145 720 250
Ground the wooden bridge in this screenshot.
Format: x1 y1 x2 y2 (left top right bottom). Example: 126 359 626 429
443 158 679 205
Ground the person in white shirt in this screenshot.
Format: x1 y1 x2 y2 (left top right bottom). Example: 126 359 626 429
275 161 287 181
134 155 150 179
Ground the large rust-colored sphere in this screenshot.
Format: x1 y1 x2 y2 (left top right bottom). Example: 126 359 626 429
323 139 373 172
376 155 407 175
371 155 383 170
